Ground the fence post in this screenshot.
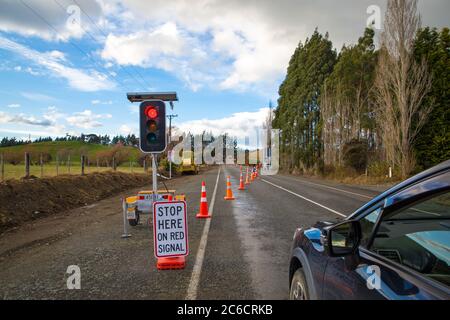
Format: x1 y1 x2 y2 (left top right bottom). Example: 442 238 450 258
112 157 116 171
121 198 131 239
143 159 147 173
1 153 4 181
388 166 392 179
81 155 85 176
25 152 30 178
56 154 59 176
96 158 99 171
68 155 71 174
40 153 43 178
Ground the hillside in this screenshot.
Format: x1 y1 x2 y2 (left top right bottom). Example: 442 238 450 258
0 141 141 163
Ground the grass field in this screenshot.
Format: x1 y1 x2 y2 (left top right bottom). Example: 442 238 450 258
0 141 141 162
0 162 148 180
0 141 149 180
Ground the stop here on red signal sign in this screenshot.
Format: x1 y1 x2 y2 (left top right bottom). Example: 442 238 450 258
153 201 188 258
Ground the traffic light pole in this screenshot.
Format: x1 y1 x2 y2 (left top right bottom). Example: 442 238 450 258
167 114 178 179
152 153 158 204
169 153 172 180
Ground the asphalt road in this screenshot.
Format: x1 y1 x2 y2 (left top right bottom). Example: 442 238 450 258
0 166 388 300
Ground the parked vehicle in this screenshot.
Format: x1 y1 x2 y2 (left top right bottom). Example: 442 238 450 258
289 160 450 300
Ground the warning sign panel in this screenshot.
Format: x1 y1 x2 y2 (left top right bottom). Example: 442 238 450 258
153 201 188 258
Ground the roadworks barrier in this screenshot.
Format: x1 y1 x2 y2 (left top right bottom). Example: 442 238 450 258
157 256 186 270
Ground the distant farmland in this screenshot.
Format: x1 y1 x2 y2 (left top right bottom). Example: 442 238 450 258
0 141 149 180
0 141 141 164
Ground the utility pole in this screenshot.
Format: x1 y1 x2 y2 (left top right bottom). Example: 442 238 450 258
167 114 178 179
267 100 273 170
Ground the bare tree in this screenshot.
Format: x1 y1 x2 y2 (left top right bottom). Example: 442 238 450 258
374 0 432 178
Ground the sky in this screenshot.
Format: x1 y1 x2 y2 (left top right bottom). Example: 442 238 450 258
0 0 448 141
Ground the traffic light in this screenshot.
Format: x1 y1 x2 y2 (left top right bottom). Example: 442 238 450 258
139 100 166 153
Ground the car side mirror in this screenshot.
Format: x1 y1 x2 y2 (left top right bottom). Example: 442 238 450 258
323 220 361 257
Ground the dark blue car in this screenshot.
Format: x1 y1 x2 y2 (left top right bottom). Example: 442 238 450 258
289 160 450 300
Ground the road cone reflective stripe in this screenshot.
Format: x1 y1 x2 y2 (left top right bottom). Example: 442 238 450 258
238 171 246 190
245 167 250 185
196 181 211 218
224 176 235 200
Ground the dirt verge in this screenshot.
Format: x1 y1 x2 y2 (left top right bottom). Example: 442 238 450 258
0 172 153 233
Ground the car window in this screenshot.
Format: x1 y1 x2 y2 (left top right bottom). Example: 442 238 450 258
359 207 382 247
370 191 450 288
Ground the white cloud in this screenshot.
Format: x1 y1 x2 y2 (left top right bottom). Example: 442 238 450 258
0 0 448 95
100 22 215 91
99 0 449 93
101 22 185 66
0 36 114 92
42 106 64 123
0 107 115 137
48 50 66 61
175 108 271 139
91 99 113 105
0 106 66 132
66 109 112 129
25 67 40 76
0 128 65 137
13 64 41 76
0 110 52 126
0 0 102 41
119 124 137 135
7 103 20 108
21 92 56 102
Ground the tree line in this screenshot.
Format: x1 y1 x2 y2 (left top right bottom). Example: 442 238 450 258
0 133 139 148
273 0 449 179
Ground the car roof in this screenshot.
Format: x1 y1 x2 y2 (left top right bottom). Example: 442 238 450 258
349 159 450 218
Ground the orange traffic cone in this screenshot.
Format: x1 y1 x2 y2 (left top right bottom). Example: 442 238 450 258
245 167 250 185
196 181 211 219
224 176 235 200
238 171 246 190
157 256 186 270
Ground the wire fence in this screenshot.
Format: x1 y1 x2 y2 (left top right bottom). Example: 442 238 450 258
0 152 151 181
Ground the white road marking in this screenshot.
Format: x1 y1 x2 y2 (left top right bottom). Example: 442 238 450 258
280 176 374 200
411 207 440 217
185 167 221 300
261 179 347 218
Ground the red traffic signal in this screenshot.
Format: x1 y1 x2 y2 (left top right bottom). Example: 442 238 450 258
139 100 166 153
145 106 158 119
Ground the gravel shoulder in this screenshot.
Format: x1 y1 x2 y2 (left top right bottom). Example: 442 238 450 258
0 168 216 299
